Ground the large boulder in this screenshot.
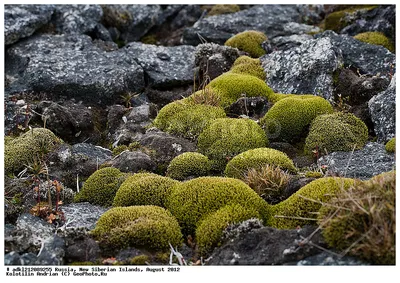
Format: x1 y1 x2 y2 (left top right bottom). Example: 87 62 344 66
125 42 196 88
182 5 303 45
4 4 55 45
5 34 145 105
318 142 395 180
261 37 343 101
108 151 156 173
368 74 396 143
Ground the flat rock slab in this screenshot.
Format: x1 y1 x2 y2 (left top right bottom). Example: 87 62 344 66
368 74 396 143
5 34 145 104
61 202 108 230
318 142 395 180
4 4 55 45
292 251 368 265
261 37 342 101
182 5 302 45
125 42 196 88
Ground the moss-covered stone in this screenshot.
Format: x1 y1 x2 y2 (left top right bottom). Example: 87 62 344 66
208 72 275 108
225 148 297 179
5 128 62 174
304 171 323 178
354 31 395 52
318 171 395 265
225 30 267 58
112 145 128 156
165 177 270 235
91 205 183 252
260 95 334 143
208 4 240 16
267 177 356 229
197 118 268 171
385 137 395 153
74 167 126 207
196 204 260 255
166 152 211 181
305 112 368 155
113 173 179 208
324 6 378 33
230 56 266 80
153 100 226 140
130 255 150 265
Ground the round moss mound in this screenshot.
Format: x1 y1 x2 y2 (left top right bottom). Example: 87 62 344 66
208 72 275 108
305 112 368 155
208 4 240 16
354 31 394 52
74 167 126 207
113 173 179 208
385 137 395 153
225 148 297 179
91 205 183 252
5 128 62 174
318 171 395 265
197 118 268 171
225 30 267 58
165 177 270 235
260 95 334 143
267 177 356 229
153 100 226 140
196 204 260 255
166 152 211 181
230 56 266 80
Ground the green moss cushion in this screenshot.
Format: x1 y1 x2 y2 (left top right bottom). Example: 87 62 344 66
225 30 267 58
113 173 179 208
165 177 270 235
195 204 260 255
166 152 211 180
5 128 62 174
208 72 275 108
74 167 127 207
318 171 395 264
305 112 368 155
153 100 226 140
208 4 240 16
225 148 297 179
197 118 268 171
267 177 356 229
354 31 394 52
260 95 333 143
91 205 182 252
385 137 395 153
230 56 266 80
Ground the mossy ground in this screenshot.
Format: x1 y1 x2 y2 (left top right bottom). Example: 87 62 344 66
354 31 395 52
225 30 268 58
197 118 268 171
165 177 270 235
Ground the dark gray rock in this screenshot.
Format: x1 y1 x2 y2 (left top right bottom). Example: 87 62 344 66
64 235 100 263
227 97 269 119
317 31 395 79
170 5 203 30
106 105 127 135
335 69 390 105
208 224 325 265
93 23 113 42
277 22 320 37
110 151 156 173
4 96 30 135
116 248 144 262
195 43 240 81
61 202 108 230
5 34 145 105
340 5 395 42
271 34 314 51
182 5 302 45
144 85 193 107
138 129 196 173
261 37 343 101
32 101 99 144
296 4 325 25
35 235 65 265
47 143 112 188
349 103 375 137
52 5 103 35
5 251 37 265
268 142 297 159
125 42 196 88
368 74 396 143
318 142 395 180
101 5 162 42
293 251 369 265
4 4 55 45
284 177 316 200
